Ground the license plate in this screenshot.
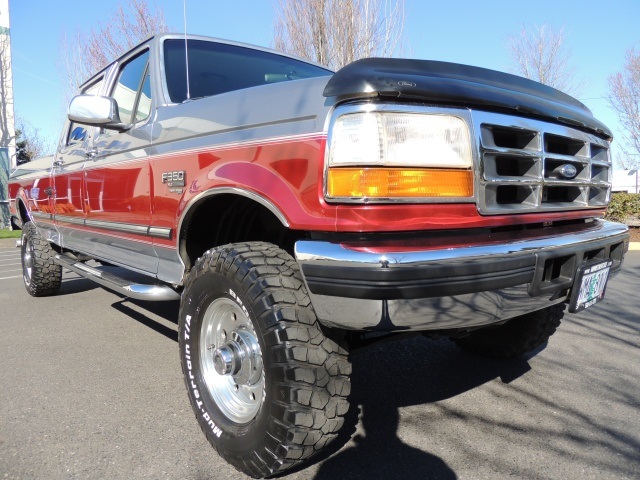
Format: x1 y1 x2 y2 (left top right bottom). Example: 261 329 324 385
568 260 613 313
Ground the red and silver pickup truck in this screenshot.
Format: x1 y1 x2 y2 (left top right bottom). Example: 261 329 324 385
8 34 630 477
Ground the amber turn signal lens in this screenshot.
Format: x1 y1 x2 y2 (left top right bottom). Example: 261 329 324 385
327 168 473 198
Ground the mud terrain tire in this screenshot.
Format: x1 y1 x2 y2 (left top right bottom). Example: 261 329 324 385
20 221 62 297
179 242 351 478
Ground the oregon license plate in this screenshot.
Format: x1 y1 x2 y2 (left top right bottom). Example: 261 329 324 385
569 260 613 313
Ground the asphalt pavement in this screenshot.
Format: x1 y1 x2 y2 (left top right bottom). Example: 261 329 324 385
1 242 638 479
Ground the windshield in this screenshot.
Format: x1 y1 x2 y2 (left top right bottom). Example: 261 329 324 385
163 39 332 103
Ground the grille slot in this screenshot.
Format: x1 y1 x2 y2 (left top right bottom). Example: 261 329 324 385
591 165 609 183
542 186 585 204
482 126 539 150
544 133 588 157
475 112 611 214
495 155 539 178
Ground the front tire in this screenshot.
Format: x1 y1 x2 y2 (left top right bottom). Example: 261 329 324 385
452 304 565 358
179 242 351 478
21 221 62 297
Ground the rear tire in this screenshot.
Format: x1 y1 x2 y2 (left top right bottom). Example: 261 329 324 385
452 304 565 358
21 221 62 297
179 242 351 478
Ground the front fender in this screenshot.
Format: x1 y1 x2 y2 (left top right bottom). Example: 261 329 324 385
178 160 336 233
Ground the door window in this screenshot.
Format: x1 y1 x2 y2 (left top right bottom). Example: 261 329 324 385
111 50 151 125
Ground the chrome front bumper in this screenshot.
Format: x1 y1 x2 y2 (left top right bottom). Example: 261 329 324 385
295 220 629 332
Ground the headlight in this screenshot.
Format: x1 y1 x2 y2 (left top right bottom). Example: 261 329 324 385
326 111 474 200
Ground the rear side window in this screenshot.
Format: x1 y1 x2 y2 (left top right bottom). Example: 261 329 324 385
164 39 332 103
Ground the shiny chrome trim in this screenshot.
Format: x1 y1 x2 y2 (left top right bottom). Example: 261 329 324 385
63 218 174 239
305 285 567 331
148 227 173 240
54 215 85 226
86 219 150 236
30 211 51 220
323 103 477 204
54 254 180 301
473 110 612 214
295 220 629 331
295 220 628 267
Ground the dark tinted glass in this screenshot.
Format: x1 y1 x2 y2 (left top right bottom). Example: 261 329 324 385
164 39 332 103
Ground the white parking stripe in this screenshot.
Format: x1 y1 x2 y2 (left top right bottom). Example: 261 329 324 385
1 268 22 273
0 262 20 266
0 275 22 280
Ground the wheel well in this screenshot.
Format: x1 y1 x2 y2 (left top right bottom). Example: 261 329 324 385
179 194 304 271
17 199 30 228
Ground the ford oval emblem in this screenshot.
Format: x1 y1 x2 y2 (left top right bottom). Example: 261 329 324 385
559 164 578 179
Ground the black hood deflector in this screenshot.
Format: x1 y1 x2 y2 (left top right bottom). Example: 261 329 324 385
323 58 611 139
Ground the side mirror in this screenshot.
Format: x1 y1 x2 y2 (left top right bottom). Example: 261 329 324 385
67 95 131 132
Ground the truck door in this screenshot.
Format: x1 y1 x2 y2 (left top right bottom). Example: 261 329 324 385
52 77 104 250
83 47 157 274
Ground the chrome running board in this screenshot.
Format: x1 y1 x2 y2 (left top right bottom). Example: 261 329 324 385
54 254 180 302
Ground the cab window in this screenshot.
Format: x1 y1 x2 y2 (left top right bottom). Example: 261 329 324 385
111 50 151 125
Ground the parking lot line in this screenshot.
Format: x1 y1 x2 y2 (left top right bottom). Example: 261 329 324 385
0 275 21 280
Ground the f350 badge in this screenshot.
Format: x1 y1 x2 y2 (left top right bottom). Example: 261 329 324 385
162 170 186 188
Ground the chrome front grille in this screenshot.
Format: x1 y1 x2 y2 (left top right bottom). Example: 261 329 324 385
473 111 611 215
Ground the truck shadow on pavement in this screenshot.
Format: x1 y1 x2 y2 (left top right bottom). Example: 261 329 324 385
111 299 180 342
104 289 536 480
291 337 535 480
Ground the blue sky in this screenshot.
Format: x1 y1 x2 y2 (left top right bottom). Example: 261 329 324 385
8 0 640 160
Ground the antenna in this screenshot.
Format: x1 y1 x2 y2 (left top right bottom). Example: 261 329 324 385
183 0 191 101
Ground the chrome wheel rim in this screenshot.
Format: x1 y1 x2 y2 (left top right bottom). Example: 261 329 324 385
200 297 264 424
23 237 33 286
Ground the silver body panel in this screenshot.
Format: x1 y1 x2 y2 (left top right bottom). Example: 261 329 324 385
11 35 333 285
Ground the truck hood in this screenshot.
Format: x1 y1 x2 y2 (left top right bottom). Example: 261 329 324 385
323 58 611 140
